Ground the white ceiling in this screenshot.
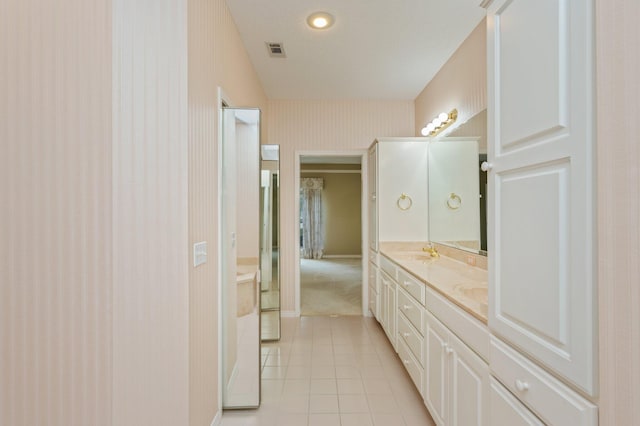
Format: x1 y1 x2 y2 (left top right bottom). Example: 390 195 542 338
226 0 486 100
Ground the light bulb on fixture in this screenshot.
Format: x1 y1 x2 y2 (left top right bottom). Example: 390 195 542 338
307 12 334 29
421 108 458 138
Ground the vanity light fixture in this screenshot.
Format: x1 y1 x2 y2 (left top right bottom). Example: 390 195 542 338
420 108 458 137
307 12 334 30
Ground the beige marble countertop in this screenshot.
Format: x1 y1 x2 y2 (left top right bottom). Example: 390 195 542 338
379 242 488 324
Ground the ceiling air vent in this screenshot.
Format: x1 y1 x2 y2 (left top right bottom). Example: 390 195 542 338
266 42 286 58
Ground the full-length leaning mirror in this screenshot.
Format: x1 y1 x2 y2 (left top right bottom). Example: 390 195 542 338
260 145 280 341
221 107 261 409
428 109 488 254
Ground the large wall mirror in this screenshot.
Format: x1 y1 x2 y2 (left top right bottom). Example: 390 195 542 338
260 145 280 341
221 107 261 409
428 109 488 255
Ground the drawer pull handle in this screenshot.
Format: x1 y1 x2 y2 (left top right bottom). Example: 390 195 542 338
445 346 454 355
403 281 412 287
403 360 411 365
515 379 530 392
403 332 410 338
402 304 411 310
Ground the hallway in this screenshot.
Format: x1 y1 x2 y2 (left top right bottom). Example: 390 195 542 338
221 316 435 426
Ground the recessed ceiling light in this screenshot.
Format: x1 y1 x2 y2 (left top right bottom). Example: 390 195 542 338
307 12 334 30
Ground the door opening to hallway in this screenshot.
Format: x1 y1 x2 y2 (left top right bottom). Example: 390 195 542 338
298 154 365 316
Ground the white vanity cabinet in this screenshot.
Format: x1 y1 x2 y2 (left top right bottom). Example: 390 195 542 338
368 138 429 254
489 377 545 426
379 256 398 351
368 256 379 320
484 0 597 398
425 311 489 426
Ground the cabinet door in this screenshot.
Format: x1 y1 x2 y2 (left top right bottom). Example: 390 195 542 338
449 332 489 426
368 262 379 319
379 271 390 329
486 0 596 395
386 280 397 350
425 312 449 426
368 144 378 251
489 377 544 426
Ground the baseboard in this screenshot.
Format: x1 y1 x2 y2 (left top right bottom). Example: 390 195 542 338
210 410 222 426
281 310 299 318
322 255 363 259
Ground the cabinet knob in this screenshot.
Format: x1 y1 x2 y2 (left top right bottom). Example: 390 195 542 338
403 281 412 287
445 346 454 355
371 194 377 200
402 304 411 310
515 379 530 392
480 161 493 172
403 359 411 365
403 332 410 338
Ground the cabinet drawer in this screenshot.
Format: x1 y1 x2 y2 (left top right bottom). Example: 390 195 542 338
489 337 597 426
397 287 424 335
368 250 378 266
490 377 545 426
398 338 424 397
426 286 489 361
397 267 425 306
397 310 424 366
379 255 397 281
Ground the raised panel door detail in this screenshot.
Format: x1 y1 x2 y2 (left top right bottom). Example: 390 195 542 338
450 334 488 426
487 0 596 395
497 0 568 150
425 314 449 426
496 162 570 350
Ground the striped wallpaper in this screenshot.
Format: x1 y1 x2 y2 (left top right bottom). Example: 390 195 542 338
187 0 268 424
1 0 113 424
596 0 640 423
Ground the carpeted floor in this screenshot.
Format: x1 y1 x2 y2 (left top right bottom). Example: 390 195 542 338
300 257 362 316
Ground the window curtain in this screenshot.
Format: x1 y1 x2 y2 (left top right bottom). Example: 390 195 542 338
300 178 324 259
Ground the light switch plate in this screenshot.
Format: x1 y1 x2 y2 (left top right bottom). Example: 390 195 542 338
194 241 207 267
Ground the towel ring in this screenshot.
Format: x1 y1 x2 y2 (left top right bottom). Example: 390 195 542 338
397 193 413 211
446 193 462 210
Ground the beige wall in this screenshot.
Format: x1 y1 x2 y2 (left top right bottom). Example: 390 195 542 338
596 0 640 423
267 100 414 313
2 0 267 424
187 0 268 424
113 0 191 424
301 166 362 256
414 18 487 137
1 1 113 424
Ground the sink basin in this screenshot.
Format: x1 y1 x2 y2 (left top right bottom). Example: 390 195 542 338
455 286 488 304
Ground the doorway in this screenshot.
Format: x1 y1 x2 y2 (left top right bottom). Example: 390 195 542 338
295 152 368 316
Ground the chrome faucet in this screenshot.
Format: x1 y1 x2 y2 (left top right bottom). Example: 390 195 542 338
422 244 440 258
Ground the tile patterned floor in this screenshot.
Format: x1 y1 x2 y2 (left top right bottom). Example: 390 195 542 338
221 315 436 426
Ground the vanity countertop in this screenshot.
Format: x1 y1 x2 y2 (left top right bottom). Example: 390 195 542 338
379 242 488 324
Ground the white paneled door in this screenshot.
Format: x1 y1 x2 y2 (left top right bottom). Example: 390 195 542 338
486 0 596 395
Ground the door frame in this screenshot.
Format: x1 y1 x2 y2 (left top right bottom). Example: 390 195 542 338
294 150 370 317
216 86 232 414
